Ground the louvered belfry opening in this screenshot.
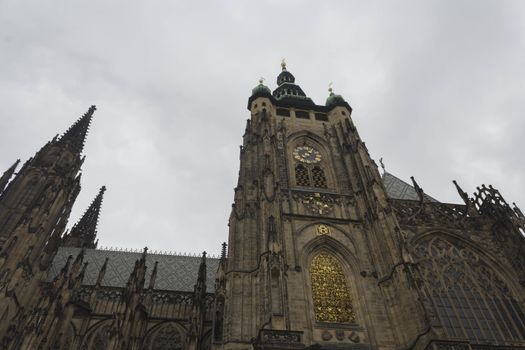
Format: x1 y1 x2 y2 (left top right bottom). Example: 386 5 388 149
312 166 327 188
295 165 311 187
295 164 328 189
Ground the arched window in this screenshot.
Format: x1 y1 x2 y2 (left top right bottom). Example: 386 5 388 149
144 322 184 350
81 323 111 350
312 166 327 188
309 252 355 323
295 165 310 187
413 237 525 342
295 165 329 188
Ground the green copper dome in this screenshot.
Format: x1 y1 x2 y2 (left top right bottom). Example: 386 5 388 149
325 88 347 109
252 79 271 96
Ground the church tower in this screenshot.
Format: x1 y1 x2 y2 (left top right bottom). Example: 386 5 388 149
219 63 426 350
0 106 96 345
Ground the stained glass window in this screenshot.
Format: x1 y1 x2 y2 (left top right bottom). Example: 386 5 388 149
309 252 355 323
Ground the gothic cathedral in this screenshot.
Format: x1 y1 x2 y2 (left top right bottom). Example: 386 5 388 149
0 63 524 350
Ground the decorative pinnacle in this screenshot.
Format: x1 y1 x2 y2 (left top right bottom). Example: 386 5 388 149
410 176 425 203
148 261 159 290
0 159 20 193
281 58 287 70
259 77 265 84
58 105 96 154
141 247 148 262
328 82 334 95
96 257 109 286
197 251 207 284
220 242 227 260
69 186 106 246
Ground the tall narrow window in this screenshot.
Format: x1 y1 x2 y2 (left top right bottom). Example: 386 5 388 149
295 165 310 187
312 166 327 188
309 252 355 323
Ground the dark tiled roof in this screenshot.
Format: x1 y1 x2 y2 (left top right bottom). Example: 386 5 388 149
382 172 438 202
48 247 220 292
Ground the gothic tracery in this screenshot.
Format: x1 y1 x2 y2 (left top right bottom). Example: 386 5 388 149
413 236 525 342
145 323 184 350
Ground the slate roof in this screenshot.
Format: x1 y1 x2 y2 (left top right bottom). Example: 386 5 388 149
382 172 438 202
47 172 433 293
48 247 220 292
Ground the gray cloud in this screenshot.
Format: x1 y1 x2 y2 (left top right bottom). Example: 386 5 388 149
1 0 524 254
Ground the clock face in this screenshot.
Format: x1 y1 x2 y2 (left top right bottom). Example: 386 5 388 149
293 146 321 164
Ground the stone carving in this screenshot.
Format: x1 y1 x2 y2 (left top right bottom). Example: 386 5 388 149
316 224 331 235
296 192 334 215
321 330 332 341
348 331 360 343
391 200 468 228
260 329 302 344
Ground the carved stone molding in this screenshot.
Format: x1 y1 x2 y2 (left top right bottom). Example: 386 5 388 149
260 329 303 345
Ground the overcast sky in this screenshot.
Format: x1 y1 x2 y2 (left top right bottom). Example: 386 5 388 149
1 0 524 255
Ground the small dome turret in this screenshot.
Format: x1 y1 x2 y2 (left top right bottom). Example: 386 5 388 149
325 85 348 109
251 78 271 96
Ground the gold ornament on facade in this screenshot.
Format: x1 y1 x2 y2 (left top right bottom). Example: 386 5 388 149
309 253 356 323
302 193 332 215
316 224 331 235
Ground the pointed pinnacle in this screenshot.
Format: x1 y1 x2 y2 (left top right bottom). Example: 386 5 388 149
58 105 96 154
410 176 425 203
198 251 207 279
148 261 159 290
220 242 227 260
69 186 106 246
77 262 89 282
96 257 109 286
0 159 20 193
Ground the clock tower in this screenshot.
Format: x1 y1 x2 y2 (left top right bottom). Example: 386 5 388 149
218 63 426 350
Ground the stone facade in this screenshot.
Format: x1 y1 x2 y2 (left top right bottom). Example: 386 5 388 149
0 64 524 350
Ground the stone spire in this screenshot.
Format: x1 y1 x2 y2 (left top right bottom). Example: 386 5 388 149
148 261 159 290
0 159 20 195
196 251 207 294
96 257 109 287
63 186 106 249
57 105 96 154
187 252 208 350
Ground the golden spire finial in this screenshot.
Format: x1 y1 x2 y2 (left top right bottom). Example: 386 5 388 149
328 82 334 94
281 58 287 70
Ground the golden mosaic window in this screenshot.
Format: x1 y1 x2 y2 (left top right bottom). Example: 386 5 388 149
309 252 356 323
